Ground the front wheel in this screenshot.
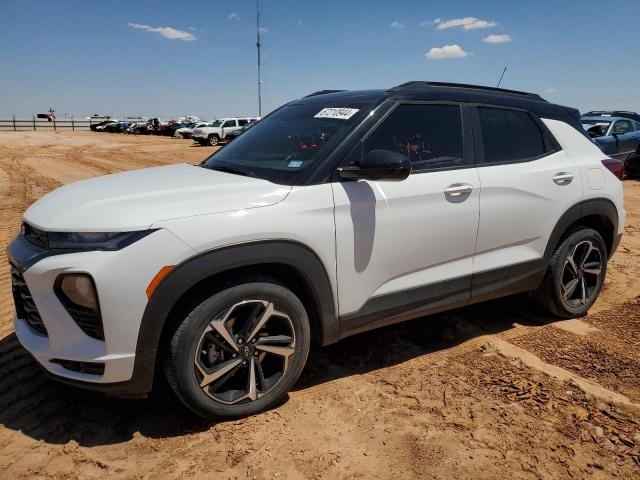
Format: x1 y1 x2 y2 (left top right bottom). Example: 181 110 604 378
534 228 607 318
207 134 220 146
164 280 310 418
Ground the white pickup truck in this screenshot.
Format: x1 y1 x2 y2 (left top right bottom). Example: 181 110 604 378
192 117 258 146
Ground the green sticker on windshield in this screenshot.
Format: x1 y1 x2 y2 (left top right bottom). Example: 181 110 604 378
287 160 304 168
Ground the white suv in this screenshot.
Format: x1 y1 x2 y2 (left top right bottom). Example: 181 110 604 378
192 117 257 146
8 82 625 418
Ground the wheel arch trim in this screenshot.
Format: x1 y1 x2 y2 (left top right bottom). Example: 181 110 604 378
544 198 619 261
131 240 338 392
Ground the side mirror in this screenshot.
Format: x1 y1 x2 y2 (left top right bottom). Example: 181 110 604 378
339 150 411 181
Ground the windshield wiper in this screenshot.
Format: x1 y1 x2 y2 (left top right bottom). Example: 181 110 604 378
210 165 252 177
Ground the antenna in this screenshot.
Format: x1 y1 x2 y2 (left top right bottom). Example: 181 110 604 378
256 0 262 117
496 67 507 88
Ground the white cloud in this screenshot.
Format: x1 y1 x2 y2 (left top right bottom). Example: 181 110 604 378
258 27 268 33
545 88 558 93
298 19 303 25
128 23 196 41
425 44 468 59
419 18 440 27
482 34 512 44
228 13 241 21
435 17 497 30
390 21 406 29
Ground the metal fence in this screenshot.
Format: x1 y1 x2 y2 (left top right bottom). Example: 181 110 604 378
0 117 97 132
0 117 94 131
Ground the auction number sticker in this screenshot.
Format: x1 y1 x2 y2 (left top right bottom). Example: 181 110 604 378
314 108 359 120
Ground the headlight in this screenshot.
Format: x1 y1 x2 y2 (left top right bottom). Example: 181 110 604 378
22 224 155 251
49 232 121 249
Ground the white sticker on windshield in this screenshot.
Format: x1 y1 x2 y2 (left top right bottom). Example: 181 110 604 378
314 108 359 120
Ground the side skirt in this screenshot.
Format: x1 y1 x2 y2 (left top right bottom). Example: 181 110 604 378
338 259 546 340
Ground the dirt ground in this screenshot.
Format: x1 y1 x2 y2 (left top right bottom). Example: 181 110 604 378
0 131 639 479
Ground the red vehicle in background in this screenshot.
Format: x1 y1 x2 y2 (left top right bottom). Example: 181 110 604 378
36 113 56 122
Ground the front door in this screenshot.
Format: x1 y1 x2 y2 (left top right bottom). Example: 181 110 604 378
332 103 480 335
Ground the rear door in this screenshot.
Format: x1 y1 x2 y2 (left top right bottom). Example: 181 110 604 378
332 102 480 332
222 119 239 136
611 119 637 158
471 106 582 300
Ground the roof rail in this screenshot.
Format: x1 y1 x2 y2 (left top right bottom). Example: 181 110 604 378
389 81 543 100
304 89 347 98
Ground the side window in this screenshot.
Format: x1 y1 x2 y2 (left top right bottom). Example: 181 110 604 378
477 107 546 164
363 104 463 172
612 120 633 135
238 119 248 126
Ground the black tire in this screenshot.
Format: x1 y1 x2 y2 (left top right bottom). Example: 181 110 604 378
164 279 310 418
207 134 219 146
534 228 607 318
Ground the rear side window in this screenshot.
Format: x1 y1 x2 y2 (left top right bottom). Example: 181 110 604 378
612 120 633 135
478 107 546 164
364 104 463 172
238 119 248 126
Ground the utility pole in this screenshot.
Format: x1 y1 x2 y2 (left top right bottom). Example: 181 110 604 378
256 0 262 117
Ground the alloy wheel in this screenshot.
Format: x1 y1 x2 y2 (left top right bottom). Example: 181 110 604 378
194 300 296 404
560 240 603 308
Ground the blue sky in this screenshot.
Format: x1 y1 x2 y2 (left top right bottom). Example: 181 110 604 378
1 0 638 119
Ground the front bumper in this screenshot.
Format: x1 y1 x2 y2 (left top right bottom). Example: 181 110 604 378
7 229 194 395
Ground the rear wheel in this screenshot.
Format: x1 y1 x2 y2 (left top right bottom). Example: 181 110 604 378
207 134 220 146
164 280 310 418
534 228 607 318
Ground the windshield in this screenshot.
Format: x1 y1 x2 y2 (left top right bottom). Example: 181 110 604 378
581 120 611 138
209 120 223 127
202 101 375 184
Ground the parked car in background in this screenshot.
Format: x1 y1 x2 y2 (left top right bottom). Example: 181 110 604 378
91 120 116 132
583 111 640 123
163 121 195 138
192 117 258 146
223 120 256 142
174 121 208 139
625 145 640 179
581 115 640 160
104 121 134 133
94 120 119 132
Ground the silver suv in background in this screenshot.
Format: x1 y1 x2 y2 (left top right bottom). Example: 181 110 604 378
192 117 258 146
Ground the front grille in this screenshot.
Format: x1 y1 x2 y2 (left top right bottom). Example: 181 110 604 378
11 266 48 336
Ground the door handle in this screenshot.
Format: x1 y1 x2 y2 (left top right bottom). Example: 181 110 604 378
444 184 474 197
553 173 574 185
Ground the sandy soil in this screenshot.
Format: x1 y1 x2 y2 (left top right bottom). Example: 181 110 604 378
0 131 638 479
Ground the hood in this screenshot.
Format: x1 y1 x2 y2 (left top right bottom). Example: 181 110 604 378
24 164 291 231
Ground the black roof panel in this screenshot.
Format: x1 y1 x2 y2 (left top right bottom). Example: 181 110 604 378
294 82 577 118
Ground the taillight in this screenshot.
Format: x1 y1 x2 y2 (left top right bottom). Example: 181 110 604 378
601 158 624 180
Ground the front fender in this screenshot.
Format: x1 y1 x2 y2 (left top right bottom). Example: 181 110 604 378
131 240 339 390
